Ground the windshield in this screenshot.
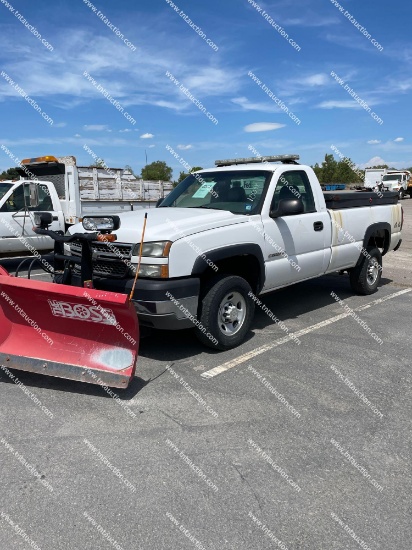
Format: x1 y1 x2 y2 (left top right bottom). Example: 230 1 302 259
160 170 273 215
0 182 13 201
382 175 400 181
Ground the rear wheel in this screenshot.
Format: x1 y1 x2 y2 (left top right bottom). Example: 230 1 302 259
196 275 255 350
349 247 382 295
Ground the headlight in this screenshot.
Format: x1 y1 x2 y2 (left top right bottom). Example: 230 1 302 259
82 216 120 231
132 241 172 257
137 264 169 278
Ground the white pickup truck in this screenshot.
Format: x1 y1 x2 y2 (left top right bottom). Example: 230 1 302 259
65 155 403 349
0 154 172 255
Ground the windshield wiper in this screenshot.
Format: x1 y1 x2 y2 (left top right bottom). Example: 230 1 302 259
185 205 218 209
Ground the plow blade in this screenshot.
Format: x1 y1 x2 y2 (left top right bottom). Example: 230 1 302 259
0 269 139 388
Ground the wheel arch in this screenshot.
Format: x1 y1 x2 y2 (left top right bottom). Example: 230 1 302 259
358 222 391 264
191 244 265 294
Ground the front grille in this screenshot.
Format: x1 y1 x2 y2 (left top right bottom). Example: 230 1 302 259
70 240 133 279
70 241 133 257
88 260 129 277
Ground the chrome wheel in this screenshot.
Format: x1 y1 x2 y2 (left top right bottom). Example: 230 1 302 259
367 258 379 286
350 247 382 295
196 275 255 350
218 291 246 336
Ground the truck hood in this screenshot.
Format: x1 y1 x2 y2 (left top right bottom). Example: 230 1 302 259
70 207 250 244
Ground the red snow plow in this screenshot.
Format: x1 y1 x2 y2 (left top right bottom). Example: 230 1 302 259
0 214 139 388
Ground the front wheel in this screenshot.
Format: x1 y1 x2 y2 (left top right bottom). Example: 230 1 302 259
349 247 382 295
195 275 255 350
399 188 405 200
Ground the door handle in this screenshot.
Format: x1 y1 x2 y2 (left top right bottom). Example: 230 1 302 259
313 221 323 231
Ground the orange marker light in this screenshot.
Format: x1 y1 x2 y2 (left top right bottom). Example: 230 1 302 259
97 234 117 242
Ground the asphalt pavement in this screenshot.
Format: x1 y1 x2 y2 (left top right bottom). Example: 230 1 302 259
1 200 411 550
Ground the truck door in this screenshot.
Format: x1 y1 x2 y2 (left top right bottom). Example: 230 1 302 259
262 169 331 289
0 183 60 253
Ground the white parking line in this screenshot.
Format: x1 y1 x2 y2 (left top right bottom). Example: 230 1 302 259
201 289 411 379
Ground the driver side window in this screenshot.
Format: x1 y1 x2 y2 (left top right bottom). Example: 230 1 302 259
271 170 316 213
0 184 53 212
0 185 25 212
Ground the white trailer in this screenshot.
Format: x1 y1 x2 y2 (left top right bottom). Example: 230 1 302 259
364 168 386 189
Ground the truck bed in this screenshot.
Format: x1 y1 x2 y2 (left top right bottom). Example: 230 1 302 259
78 168 174 201
323 191 398 209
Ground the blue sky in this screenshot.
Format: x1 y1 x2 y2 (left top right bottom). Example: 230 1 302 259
0 0 411 178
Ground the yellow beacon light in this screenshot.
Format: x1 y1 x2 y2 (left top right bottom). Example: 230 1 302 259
21 156 59 165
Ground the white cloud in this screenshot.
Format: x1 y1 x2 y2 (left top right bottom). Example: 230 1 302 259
317 100 362 109
394 137 404 142
0 29 241 115
148 144 155 148
0 137 138 150
281 16 339 27
74 134 81 138
184 68 241 95
140 133 154 139
119 129 132 133
231 97 279 113
361 156 410 170
279 73 334 99
301 74 329 86
359 156 387 169
177 144 193 150
324 33 376 53
53 122 67 128
244 122 286 133
367 140 381 144
83 124 110 131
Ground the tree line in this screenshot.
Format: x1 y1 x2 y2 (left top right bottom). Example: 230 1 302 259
2 154 411 184
312 154 412 184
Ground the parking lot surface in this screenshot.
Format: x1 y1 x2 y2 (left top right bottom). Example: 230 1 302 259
1 200 411 550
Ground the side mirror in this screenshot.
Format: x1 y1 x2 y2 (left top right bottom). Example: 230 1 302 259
270 198 304 218
29 182 40 207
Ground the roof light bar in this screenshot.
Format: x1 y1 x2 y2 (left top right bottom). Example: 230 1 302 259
21 156 59 165
215 155 299 167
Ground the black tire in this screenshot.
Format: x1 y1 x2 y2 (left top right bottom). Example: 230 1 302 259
349 247 382 295
399 188 405 200
195 275 255 350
